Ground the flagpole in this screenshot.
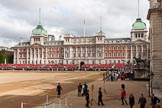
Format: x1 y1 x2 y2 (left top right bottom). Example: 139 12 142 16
84 18 85 37
138 0 139 17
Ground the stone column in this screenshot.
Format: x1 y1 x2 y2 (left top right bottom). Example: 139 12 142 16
85 47 87 59
130 45 133 63
41 48 44 64
81 47 82 58
76 47 78 58
14 49 16 64
141 45 144 59
33 48 36 64
17 48 20 64
147 45 149 59
136 45 138 57
37 48 40 64
46 47 47 64
125 45 128 62
26 48 28 64
30 48 32 64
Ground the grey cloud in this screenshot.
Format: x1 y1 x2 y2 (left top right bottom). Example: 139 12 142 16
0 0 149 47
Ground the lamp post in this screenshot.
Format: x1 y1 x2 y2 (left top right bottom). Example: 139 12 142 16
148 72 154 97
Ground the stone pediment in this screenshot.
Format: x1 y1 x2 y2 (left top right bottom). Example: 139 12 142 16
132 39 149 44
29 43 44 48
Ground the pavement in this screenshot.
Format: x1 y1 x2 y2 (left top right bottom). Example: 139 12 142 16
64 79 162 108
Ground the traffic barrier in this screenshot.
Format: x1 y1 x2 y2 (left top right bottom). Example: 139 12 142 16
21 95 68 108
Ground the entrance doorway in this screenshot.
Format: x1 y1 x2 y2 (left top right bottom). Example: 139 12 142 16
80 61 84 69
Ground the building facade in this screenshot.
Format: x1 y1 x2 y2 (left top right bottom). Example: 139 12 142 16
147 0 162 89
13 18 150 66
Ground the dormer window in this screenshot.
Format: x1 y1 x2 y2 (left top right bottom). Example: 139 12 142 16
135 33 138 38
141 33 144 38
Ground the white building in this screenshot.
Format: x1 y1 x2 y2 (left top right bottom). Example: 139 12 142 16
13 18 150 65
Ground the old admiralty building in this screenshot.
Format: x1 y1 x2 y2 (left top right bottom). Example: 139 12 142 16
13 18 150 66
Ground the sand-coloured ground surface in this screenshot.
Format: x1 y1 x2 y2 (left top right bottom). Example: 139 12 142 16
0 70 101 108
0 70 161 108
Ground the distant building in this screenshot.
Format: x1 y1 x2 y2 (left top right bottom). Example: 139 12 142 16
0 46 10 51
0 46 13 56
12 18 150 65
0 46 14 64
147 0 162 89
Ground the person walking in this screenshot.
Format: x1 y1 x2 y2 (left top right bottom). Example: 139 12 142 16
85 90 90 108
138 94 146 108
82 82 88 96
98 87 104 106
121 88 128 105
78 83 82 96
129 93 135 108
151 94 160 108
56 83 62 98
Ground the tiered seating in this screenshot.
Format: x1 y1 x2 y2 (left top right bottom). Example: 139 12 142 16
82 64 94 68
63 64 78 69
0 63 125 71
0 64 13 70
82 64 113 69
13 64 31 70
30 64 43 70
41 64 78 71
93 64 113 68
115 63 125 68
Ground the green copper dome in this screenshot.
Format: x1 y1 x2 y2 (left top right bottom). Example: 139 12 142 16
32 25 47 35
132 18 146 30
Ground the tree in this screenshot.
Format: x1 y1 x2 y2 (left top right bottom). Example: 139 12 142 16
0 51 7 63
0 50 13 64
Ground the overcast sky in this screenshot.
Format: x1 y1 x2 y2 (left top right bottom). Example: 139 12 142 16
0 0 149 47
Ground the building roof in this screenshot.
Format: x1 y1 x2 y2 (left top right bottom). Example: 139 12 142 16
132 18 146 30
32 25 47 35
105 38 131 40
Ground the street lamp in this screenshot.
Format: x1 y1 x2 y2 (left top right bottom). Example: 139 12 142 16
148 72 154 97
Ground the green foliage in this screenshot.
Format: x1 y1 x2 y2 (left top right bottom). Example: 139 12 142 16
0 51 13 64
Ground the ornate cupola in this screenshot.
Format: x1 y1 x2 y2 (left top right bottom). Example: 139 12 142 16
32 25 47 36
131 18 148 42
30 24 48 45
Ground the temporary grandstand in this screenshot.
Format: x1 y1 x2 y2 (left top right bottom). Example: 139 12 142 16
0 63 125 71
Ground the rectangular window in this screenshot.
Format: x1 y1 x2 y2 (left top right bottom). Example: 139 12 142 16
88 53 90 57
105 60 107 64
99 60 101 64
123 53 125 56
99 53 102 57
78 53 81 57
92 53 95 57
83 53 85 57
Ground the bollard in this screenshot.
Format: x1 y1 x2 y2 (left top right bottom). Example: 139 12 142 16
21 102 23 108
65 97 67 106
59 98 61 108
53 102 55 108
46 95 49 104
44 105 47 108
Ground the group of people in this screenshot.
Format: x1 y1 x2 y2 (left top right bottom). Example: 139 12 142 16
78 82 104 108
103 71 120 81
120 84 160 108
57 82 160 108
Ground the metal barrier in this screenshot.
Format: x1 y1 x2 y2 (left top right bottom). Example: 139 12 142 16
21 95 68 108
